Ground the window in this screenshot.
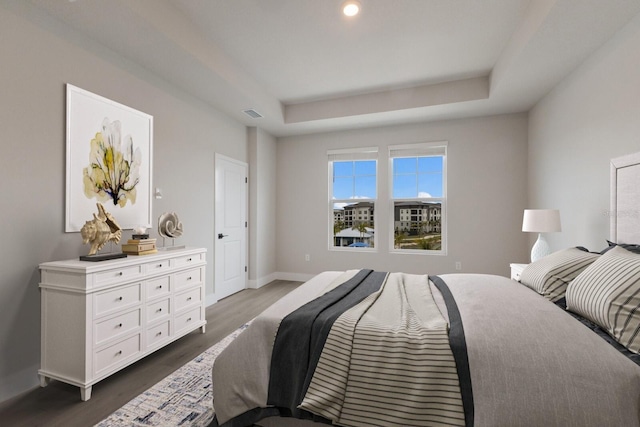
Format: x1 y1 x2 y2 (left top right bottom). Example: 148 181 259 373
329 147 377 250
390 142 447 253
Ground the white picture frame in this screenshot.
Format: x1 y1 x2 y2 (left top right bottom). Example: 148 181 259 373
66 84 153 232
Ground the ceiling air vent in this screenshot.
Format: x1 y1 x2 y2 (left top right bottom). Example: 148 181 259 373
242 109 263 119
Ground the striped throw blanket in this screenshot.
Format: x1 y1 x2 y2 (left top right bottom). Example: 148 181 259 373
268 271 468 427
299 272 464 426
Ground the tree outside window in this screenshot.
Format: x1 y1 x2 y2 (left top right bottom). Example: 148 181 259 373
329 148 377 250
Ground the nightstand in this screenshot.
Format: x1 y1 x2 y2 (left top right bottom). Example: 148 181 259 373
510 263 528 281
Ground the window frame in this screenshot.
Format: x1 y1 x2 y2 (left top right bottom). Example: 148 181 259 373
388 142 448 256
328 147 378 252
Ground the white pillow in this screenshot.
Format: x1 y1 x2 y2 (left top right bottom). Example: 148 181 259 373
566 245 640 354
519 247 600 302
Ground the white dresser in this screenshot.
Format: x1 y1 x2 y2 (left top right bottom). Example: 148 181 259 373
38 247 207 401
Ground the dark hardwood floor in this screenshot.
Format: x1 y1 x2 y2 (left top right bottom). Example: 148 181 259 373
0 280 302 427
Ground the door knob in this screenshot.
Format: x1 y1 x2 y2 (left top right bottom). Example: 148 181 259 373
218 233 228 239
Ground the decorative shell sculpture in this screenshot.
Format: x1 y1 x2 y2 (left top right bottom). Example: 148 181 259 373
80 203 123 255
158 212 183 239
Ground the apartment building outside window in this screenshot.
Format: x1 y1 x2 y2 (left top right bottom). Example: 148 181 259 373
329 147 377 250
390 142 447 253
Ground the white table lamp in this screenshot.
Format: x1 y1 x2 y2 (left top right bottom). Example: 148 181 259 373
522 209 561 262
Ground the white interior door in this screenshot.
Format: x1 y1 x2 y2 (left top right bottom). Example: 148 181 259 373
215 154 247 300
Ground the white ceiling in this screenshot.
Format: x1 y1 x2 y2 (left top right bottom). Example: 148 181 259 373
24 0 640 136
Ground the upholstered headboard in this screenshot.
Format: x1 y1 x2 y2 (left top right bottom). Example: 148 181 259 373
610 151 640 244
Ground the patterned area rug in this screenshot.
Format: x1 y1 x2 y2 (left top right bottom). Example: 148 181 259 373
95 323 250 427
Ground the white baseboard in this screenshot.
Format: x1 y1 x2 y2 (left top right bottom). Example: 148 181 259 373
0 364 40 405
274 272 315 283
205 293 218 307
247 272 278 289
247 272 315 289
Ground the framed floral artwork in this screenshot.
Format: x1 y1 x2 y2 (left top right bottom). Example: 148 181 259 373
66 84 153 232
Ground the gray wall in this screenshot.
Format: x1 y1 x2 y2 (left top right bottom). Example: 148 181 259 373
528 12 640 252
11 0 640 407
276 114 530 277
0 4 247 402
248 127 278 287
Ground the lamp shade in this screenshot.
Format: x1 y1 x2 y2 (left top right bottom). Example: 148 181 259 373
522 209 561 233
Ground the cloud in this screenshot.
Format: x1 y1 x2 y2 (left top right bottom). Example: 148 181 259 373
418 192 433 198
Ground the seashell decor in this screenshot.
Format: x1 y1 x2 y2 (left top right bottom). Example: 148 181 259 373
80 203 122 255
158 212 183 239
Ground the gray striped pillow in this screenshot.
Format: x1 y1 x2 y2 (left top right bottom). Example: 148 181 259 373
519 248 600 302
566 245 640 354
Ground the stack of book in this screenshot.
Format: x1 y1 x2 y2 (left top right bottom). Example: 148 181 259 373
122 235 157 255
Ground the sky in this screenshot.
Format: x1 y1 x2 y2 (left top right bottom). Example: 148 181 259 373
332 157 443 207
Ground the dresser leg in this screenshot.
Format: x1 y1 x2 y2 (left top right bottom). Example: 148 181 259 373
200 324 206 334
80 386 92 401
38 374 50 388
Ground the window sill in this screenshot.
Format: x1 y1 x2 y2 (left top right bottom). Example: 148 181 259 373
329 247 378 253
389 249 448 256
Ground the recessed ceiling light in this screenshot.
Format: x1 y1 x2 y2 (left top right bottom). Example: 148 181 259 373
342 1 361 17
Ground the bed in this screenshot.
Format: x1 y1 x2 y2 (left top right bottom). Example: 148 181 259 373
209 151 640 427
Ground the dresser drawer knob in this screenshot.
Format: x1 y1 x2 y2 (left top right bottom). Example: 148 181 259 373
117 323 122 328
157 285 163 289
156 331 162 336
187 297 192 301
115 350 122 356
157 308 162 312
187 277 192 281
157 264 163 268
187 258 192 262
117 296 123 301
118 272 123 276
187 317 192 322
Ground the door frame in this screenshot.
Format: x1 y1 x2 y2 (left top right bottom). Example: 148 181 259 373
213 153 248 303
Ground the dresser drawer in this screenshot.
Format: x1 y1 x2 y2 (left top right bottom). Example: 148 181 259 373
174 268 202 291
174 306 203 335
145 259 170 275
94 283 141 317
175 287 202 312
146 320 170 349
145 276 170 300
95 265 142 286
95 309 141 345
173 253 203 268
147 298 170 323
94 334 141 375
